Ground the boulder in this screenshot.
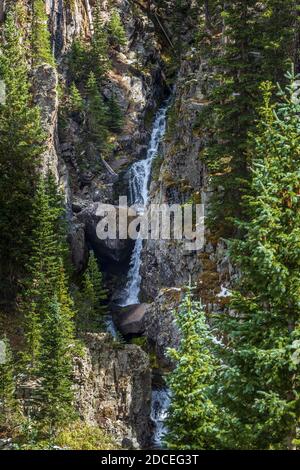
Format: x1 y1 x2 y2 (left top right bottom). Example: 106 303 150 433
77 203 135 263
113 303 150 336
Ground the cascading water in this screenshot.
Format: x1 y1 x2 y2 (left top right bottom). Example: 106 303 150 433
150 387 170 448
117 101 171 448
119 103 170 307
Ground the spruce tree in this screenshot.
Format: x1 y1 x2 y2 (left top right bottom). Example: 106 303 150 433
69 82 84 113
68 37 89 83
165 285 220 450
91 4 110 80
0 337 20 433
22 175 68 368
202 0 297 236
77 252 107 331
108 9 127 47
0 9 45 300
107 93 124 133
36 296 75 436
86 71 108 151
214 75 300 449
32 0 55 66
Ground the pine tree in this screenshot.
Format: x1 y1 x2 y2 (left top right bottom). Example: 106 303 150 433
36 296 75 436
22 175 67 367
108 9 127 47
165 285 220 450
68 37 89 83
86 71 108 151
107 93 124 133
201 0 297 236
91 4 110 80
32 0 55 66
214 75 300 449
0 9 45 301
0 337 20 433
77 251 107 331
69 82 84 113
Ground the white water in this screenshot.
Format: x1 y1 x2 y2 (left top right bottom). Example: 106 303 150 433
119 103 170 307
151 388 170 448
114 102 171 448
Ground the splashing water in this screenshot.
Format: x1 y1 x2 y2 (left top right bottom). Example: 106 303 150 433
119 102 170 307
151 387 170 448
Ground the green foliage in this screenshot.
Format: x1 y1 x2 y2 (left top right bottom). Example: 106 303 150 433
165 285 221 450
213 74 300 449
86 71 109 151
0 9 45 301
69 82 84 113
107 93 124 133
36 296 75 436
68 38 90 83
0 337 21 433
108 9 127 47
55 421 119 450
22 176 67 367
76 251 108 332
32 0 55 66
90 4 110 80
16 420 118 450
200 0 297 236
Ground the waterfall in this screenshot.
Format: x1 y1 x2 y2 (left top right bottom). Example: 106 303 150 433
150 387 170 448
119 102 170 307
115 101 171 448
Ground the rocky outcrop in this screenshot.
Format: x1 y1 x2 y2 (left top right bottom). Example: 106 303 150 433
32 64 61 179
77 203 135 262
143 288 181 368
141 51 212 300
74 333 152 449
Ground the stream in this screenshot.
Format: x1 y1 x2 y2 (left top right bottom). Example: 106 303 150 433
117 102 171 447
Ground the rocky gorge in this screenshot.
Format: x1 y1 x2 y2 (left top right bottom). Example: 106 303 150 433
0 0 231 449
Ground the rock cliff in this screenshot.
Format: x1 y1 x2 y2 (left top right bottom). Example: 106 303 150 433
74 333 152 449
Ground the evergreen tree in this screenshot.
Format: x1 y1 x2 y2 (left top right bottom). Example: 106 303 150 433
165 285 220 450
32 0 55 66
77 252 107 331
0 9 45 300
91 4 110 80
86 71 108 151
0 337 20 433
68 37 89 83
201 0 297 236
22 175 68 368
214 75 300 449
107 93 124 133
36 296 75 436
69 82 84 113
108 9 127 47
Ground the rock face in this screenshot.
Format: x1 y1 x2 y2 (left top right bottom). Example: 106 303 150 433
77 203 135 263
140 52 212 300
74 333 152 449
143 289 181 368
32 64 61 179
